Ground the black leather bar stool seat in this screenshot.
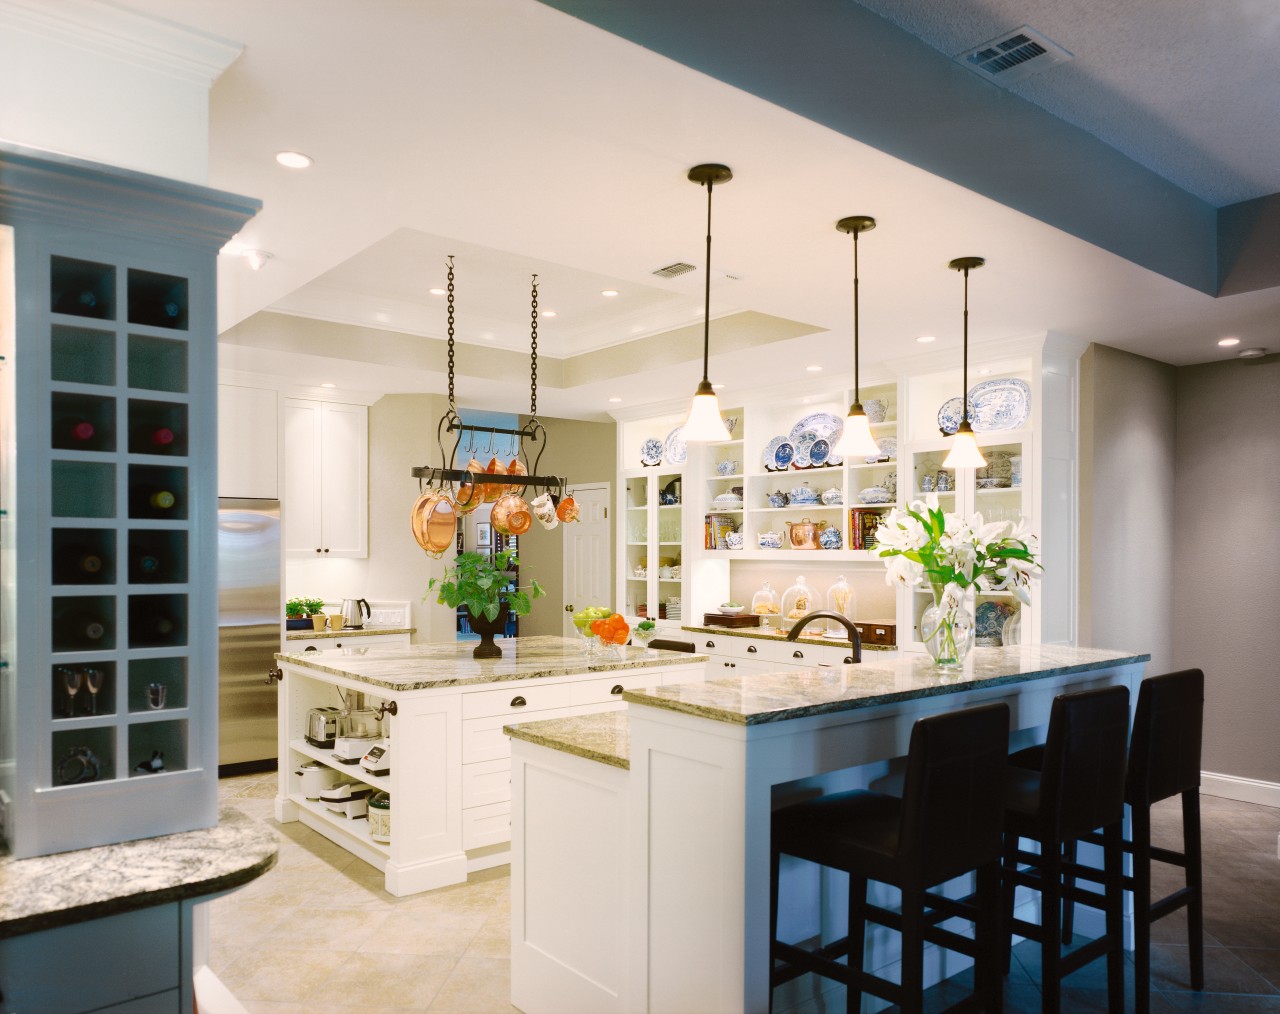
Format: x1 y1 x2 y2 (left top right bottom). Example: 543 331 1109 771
1010 668 1205 1014
771 703 1010 1014
1001 684 1131 1014
646 637 695 653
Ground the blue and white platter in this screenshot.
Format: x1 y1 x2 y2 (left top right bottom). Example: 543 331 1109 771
809 437 831 467
762 435 795 471
938 378 1032 434
975 600 1016 645
640 437 663 467
865 436 897 464
789 412 843 446
792 429 820 468
664 426 687 466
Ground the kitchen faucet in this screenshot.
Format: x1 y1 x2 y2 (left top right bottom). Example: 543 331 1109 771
785 611 862 663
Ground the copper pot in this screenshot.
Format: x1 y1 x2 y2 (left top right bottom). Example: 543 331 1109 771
410 490 457 557
491 492 532 536
505 456 528 495
784 517 827 550
483 456 507 502
455 457 484 515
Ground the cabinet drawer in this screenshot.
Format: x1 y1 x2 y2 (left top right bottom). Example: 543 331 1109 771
463 714 516 764
568 672 661 707
462 800 512 850
462 681 574 720
463 758 511 809
286 632 410 652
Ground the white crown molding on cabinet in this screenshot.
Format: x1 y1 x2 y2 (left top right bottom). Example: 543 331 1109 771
0 0 243 86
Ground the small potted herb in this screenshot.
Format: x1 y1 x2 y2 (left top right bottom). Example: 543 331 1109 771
428 549 544 659
286 596 328 631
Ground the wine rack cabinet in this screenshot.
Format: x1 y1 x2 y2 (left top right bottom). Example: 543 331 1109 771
0 143 259 858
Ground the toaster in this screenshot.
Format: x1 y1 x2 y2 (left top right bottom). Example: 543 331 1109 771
305 706 340 749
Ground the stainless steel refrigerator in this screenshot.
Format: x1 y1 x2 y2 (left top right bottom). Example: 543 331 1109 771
217 498 281 768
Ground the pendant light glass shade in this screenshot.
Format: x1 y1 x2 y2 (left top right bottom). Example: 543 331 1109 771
942 256 986 470
681 163 733 442
833 407 880 458
834 216 879 459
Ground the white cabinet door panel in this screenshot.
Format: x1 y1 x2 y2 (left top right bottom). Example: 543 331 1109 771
218 384 278 499
283 399 367 558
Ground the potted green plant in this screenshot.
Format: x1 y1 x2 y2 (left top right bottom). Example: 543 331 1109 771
285 596 310 630
428 549 544 659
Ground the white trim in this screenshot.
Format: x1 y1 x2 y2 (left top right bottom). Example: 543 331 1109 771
1201 770 1280 808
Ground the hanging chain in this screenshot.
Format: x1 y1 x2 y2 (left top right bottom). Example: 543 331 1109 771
529 273 539 417
446 255 456 412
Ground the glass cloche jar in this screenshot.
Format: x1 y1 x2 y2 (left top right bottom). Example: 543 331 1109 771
826 575 857 625
750 581 780 628
781 576 814 631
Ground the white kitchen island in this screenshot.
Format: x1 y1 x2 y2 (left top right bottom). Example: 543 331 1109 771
506 644 1149 1013
273 636 706 896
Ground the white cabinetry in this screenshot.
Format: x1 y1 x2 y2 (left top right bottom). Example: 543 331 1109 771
282 399 368 558
217 384 277 499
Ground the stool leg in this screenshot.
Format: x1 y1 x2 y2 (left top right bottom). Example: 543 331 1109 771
1184 790 1205 991
769 845 781 1012
1001 833 1018 976
900 884 925 1014
847 874 867 1014
1132 806 1153 1014
1040 844 1064 1014
1104 822 1126 1014
1061 839 1077 941
977 861 1005 1014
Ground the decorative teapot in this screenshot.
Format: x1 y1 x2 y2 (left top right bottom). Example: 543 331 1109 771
767 490 789 508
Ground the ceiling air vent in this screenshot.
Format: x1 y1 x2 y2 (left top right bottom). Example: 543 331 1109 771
956 26 1072 85
652 261 695 279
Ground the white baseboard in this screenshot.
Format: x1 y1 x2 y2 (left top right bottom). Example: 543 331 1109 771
1201 770 1280 809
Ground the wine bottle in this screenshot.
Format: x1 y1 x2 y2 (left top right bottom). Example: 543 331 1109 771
149 489 175 509
53 543 110 584
132 425 177 451
136 554 161 576
69 420 96 442
56 611 108 649
131 610 180 646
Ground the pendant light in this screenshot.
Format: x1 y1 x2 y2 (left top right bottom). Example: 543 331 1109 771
681 163 733 442
832 216 881 459
942 256 987 470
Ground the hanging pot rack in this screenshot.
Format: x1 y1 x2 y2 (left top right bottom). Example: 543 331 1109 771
410 259 568 504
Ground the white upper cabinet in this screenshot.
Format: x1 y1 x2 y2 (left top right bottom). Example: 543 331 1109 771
218 384 278 499
283 398 368 558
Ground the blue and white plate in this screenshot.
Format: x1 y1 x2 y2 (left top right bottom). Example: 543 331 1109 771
975 600 1016 645
937 397 965 435
772 440 795 470
865 436 897 464
640 437 663 467
790 412 843 446
792 429 820 468
663 426 687 466
762 435 788 471
938 378 1032 434
810 437 831 467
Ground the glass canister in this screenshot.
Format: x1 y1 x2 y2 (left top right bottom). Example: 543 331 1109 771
826 575 857 624
368 791 391 843
781 576 814 630
750 581 780 628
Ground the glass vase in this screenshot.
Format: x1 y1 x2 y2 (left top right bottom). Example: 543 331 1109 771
920 584 975 670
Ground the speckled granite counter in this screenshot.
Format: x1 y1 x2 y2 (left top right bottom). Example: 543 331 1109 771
624 644 1149 725
505 712 631 769
284 624 414 641
275 634 709 691
679 623 897 651
0 806 277 939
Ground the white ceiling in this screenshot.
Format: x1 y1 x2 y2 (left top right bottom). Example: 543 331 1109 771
117 0 1280 420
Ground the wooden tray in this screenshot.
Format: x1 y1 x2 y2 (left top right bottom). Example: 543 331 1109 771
703 612 761 628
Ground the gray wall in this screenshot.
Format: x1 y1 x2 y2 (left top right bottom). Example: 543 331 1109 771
1172 354 1280 783
1079 345 1177 674
515 414 617 637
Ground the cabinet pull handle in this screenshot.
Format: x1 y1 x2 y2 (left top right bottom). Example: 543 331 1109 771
730 662 737 668
705 640 715 648
747 645 757 653
723 661 731 667
264 666 283 685
610 684 624 695
323 548 330 553
510 695 527 707
315 548 322 554
304 645 318 652
844 656 854 664
792 650 804 659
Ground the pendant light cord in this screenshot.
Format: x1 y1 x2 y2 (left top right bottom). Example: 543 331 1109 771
529 274 539 417
961 266 970 424
446 255 456 413
701 178 714 386
852 229 861 404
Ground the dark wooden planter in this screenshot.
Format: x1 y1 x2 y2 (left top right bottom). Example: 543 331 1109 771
466 604 509 659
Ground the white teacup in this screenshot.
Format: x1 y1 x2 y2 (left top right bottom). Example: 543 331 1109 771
531 492 559 530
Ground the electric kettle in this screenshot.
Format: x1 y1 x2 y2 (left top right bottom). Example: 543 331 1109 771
340 598 371 629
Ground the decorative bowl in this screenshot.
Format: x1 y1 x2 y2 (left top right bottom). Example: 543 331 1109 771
976 477 1003 489
820 487 843 506
719 602 746 615
713 493 744 508
758 531 784 550
858 486 893 504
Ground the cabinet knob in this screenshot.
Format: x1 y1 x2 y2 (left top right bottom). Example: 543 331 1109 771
844 656 854 664
264 666 283 685
792 650 804 659
510 695 527 707
335 642 342 648
723 661 731 667
610 684 624 695
323 548 330 553
747 645 757 654
730 662 737 668
315 548 321 554
564 604 575 612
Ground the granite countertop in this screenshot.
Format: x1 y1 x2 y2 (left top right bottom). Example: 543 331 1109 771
680 624 897 651
623 645 1150 726
275 634 710 691
285 625 415 641
505 712 631 770
0 806 278 939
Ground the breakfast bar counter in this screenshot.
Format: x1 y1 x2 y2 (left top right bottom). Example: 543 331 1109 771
506 644 1149 1013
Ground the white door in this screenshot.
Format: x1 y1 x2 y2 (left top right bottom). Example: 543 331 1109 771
562 483 611 636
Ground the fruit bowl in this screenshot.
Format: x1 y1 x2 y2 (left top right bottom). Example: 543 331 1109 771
719 602 745 615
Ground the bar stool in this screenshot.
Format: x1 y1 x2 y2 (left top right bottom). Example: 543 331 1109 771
770 702 1010 1014
1011 668 1205 1014
1002 684 1130 1014
647 638 695 653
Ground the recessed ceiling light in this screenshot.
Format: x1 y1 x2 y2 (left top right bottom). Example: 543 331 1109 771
916 335 937 344
540 310 557 318
275 150 313 169
806 365 823 372
1239 347 1268 358
244 249 273 271
429 288 446 296
601 289 619 297
1218 337 1241 347
608 396 622 403
320 383 335 389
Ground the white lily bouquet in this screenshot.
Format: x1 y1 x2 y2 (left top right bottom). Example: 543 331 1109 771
874 494 1042 667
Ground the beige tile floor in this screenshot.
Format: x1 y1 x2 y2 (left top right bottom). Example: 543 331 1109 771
216 773 1280 1013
